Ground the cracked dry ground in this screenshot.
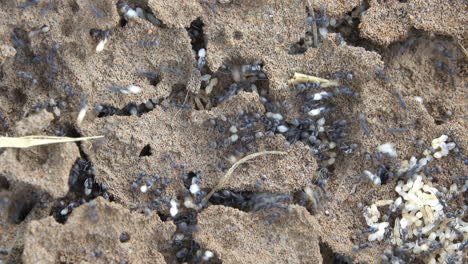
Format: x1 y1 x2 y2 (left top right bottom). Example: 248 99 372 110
0 0 466 264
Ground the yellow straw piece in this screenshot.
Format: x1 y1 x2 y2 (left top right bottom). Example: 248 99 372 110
288 72 339 87
0 135 104 148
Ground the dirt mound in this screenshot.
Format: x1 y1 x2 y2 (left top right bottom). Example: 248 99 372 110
0 0 466 263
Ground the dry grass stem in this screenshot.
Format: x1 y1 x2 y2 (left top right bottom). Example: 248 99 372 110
0 135 104 148
202 150 287 205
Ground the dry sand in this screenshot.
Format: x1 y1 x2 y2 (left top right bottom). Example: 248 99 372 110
0 0 466 263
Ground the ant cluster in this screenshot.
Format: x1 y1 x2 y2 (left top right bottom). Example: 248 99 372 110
89 28 111 53
117 2 164 27
203 71 358 215
131 170 172 216
53 158 110 223
290 3 369 54
95 99 161 117
171 211 216 263
31 98 67 117
210 190 293 225
186 18 207 71
213 62 267 106
208 111 264 167
197 62 266 110
130 154 218 263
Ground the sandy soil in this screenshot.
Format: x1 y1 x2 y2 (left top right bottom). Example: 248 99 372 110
0 0 466 263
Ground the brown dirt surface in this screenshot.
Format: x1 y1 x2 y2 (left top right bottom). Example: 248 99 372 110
1 110 80 199
360 0 467 46
195 205 322 264
0 0 466 263
22 197 174 264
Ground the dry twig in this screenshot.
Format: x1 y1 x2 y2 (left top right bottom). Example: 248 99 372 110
202 150 287 205
307 0 318 48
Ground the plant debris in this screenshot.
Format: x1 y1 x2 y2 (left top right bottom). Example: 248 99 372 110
0 135 104 148
0 1 466 263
